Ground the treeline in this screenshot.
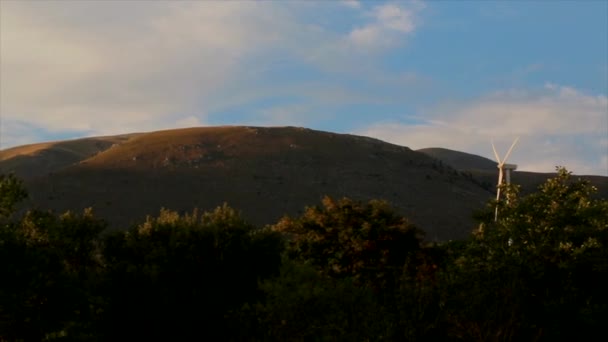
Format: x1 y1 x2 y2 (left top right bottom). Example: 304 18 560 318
0 168 607 341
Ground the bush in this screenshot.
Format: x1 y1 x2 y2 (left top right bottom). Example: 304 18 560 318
234 259 391 341
274 196 424 292
97 204 284 340
447 167 608 341
0 208 106 341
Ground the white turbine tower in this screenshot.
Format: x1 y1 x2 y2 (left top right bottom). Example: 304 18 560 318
492 137 519 221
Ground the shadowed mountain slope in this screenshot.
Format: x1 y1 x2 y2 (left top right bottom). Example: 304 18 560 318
1 126 497 241
417 148 496 171
4 127 606 240
0 134 140 179
418 147 608 198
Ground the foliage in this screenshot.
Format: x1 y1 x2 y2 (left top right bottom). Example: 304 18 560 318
274 196 424 290
476 167 607 261
0 208 106 341
1 169 607 340
98 204 284 340
234 259 391 341
448 167 608 341
0 173 28 219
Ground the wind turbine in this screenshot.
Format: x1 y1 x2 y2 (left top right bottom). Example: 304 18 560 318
492 137 519 221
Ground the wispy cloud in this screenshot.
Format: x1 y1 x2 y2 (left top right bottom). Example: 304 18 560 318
2 1 604 178
358 84 608 176
2 1 277 138
340 0 362 10
348 2 423 49
0 1 425 147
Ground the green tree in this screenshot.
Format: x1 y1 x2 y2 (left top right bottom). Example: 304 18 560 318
273 196 424 291
448 167 608 341
236 259 390 341
0 173 27 219
263 197 448 340
0 208 106 341
98 204 284 340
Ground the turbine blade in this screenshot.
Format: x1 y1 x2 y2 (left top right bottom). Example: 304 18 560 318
492 141 501 163
502 136 520 163
496 187 501 202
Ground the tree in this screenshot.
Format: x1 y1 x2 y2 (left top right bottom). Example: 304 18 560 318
98 204 284 340
0 173 27 219
0 208 106 341
475 167 607 259
449 167 608 341
237 260 390 341
273 196 424 291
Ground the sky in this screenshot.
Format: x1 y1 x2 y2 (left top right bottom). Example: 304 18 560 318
1 0 607 176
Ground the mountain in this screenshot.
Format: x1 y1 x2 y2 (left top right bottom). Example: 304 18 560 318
417 147 608 198
1 127 605 241
0 134 140 179
417 148 496 171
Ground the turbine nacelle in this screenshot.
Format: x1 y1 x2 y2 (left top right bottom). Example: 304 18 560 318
500 164 517 185
501 163 517 171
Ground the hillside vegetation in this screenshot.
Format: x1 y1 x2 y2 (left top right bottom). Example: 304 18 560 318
1 168 607 341
418 147 608 198
1 127 606 241
1 127 498 241
0 134 138 179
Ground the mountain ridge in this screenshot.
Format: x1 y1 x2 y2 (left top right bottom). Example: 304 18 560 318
2 126 605 241
417 147 497 171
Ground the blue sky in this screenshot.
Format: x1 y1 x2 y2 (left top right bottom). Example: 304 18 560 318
1 0 607 175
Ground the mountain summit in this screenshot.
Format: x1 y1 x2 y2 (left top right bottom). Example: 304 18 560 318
2 126 605 241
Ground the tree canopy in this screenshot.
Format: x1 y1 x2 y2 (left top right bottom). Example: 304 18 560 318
274 196 423 288
0 174 27 219
0 168 606 341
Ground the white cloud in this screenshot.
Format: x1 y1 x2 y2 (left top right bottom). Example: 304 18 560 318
358 84 608 176
375 3 416 32
259 104 310 124
0 121 43 149
0 1 426 148
349 25 387 47
173 116 205 130
0 1 291 142
340 0 362 9
348 2 422 49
